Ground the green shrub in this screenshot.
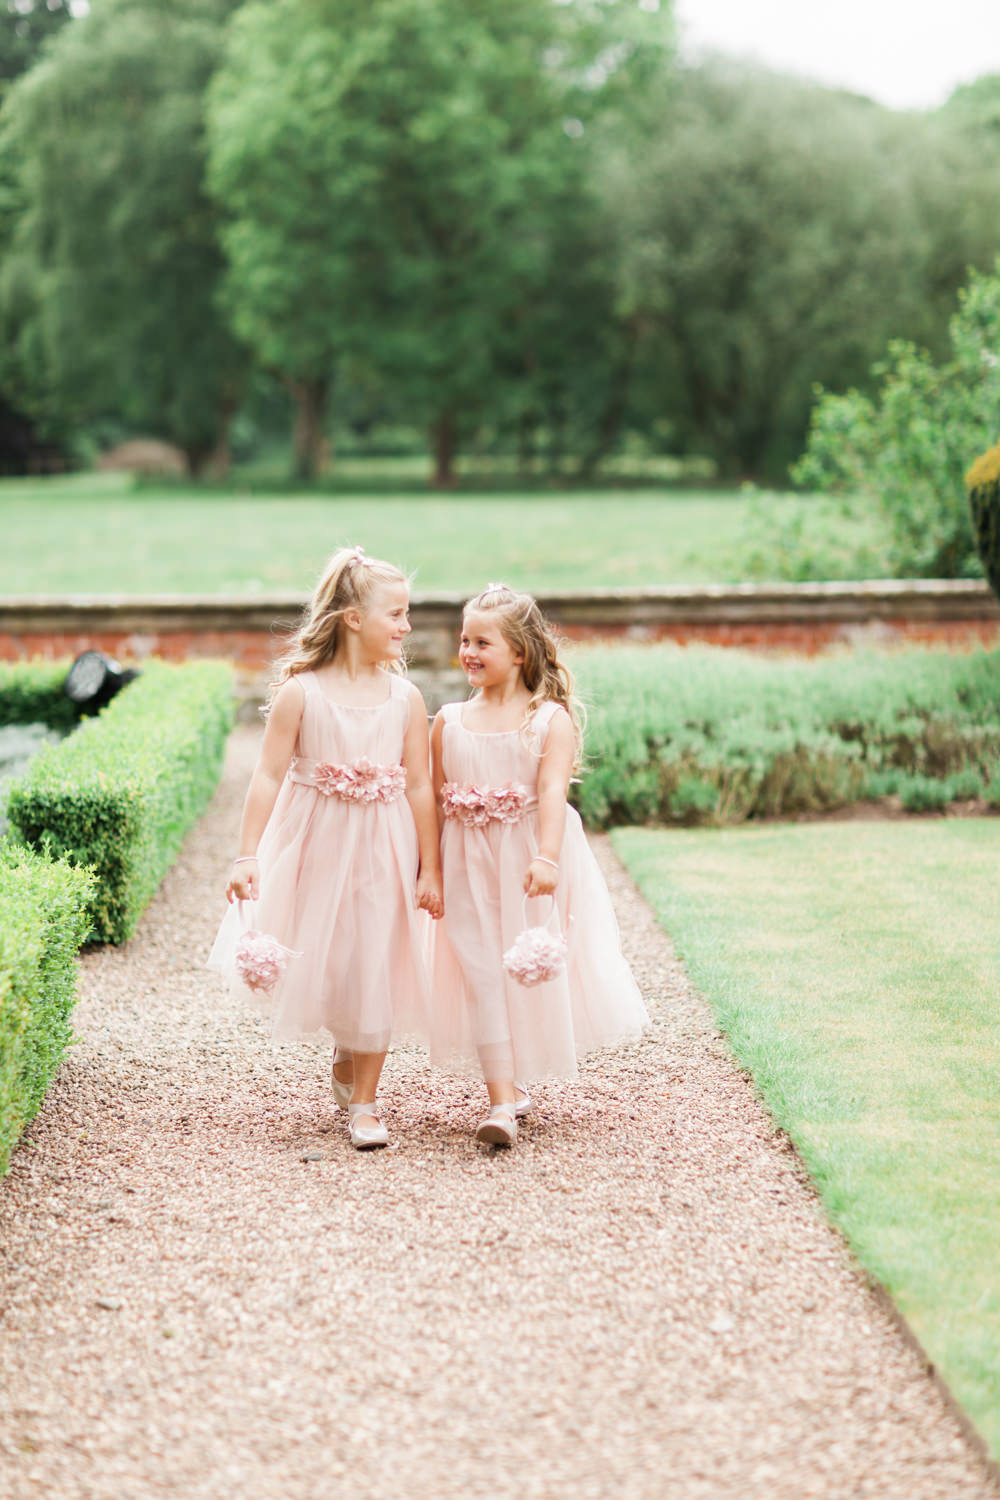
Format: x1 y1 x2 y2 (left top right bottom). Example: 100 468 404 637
0 845 93 1176
7 660 233 943
572 644 1000 828
793 261 1000 578
967 440 1000 599
0 660 79 732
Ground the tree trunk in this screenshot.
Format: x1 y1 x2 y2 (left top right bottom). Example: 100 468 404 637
517 409 538 478
190 397 236 480
430 412 458 489
289 377 329 480
575 317 640 481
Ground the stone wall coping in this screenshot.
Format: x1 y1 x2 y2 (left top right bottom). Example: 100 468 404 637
1 579 998 629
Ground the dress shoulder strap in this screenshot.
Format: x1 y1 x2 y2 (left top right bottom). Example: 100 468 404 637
530 700 562 741
439 700 464 726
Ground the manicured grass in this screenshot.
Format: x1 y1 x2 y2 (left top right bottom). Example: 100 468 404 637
613 820 1000 1456
1 472 888 593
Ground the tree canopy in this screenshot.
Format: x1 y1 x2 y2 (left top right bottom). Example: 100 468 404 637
0 1 998 495
205 0 673 480
1 0 245 470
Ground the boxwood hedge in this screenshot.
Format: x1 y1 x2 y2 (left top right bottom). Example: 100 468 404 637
0 844 93 1176
572 644 1000 827
0 659 80 732
6 660 233 943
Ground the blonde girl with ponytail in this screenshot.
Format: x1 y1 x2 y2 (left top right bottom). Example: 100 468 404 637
209 546 442 1150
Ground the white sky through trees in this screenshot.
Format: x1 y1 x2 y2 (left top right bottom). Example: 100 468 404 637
673 0 1000 110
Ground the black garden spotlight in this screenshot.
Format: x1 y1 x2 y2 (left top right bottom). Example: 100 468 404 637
64 651 139 716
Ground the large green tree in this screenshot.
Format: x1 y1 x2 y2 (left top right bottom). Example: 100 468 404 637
206 0 673 482
0 0 73 95
0 0 75 470
601 60 1000 480
1 0 245 472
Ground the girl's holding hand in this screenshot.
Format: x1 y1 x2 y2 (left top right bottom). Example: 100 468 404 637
209 546 442 1150
430 583 647 1146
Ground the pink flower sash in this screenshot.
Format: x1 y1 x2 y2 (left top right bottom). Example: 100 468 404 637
441 780 530 827
290 755 407 805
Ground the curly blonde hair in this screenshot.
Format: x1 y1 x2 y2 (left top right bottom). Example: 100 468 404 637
463 583 584 767
268 546 408 706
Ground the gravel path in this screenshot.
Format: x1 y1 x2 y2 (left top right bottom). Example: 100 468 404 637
1 724 997 1500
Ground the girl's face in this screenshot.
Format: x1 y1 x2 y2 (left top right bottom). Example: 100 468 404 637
357 581 411 661
459 610 523 689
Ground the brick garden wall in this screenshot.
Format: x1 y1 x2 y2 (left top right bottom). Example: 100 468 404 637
3 583 999 711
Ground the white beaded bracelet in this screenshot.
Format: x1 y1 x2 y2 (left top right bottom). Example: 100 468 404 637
232 856 258 865
534 856 559 872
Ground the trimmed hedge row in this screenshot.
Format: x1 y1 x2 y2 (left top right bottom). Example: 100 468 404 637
7 660 233 943
572 645 1000 827
0 844 93 1176
0 660 80 732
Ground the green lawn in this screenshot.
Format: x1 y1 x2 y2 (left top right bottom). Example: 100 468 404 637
1 472 888 593
613 820 1000 1456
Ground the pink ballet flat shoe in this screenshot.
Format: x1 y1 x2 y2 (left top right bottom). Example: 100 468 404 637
514 1083 532 1118
331 1048 354 1111
475 1103 518 1147
348 1100 388 1150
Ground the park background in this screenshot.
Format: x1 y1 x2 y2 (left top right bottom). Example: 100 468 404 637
3 0 1000 1475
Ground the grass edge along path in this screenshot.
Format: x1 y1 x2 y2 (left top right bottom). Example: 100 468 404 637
612 820 1000 1459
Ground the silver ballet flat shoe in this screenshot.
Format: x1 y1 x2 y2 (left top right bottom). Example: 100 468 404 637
475 1103 518 1147
331 1047 353 1111
347 1100 388 1150
514 1083 532 1118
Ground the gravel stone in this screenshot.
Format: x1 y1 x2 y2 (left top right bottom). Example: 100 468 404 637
1 723 997 1499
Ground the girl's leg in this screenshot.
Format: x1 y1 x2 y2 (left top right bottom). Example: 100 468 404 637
350 1051 387 1126
331 1046 354 1105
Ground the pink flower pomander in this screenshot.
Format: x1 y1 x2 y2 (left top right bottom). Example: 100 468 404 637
312 757 407 804
441 781 528 827
234 930 300 994
503 925 569 987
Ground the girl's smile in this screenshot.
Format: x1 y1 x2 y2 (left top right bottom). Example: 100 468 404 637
360 581 412 660
459 611 523 689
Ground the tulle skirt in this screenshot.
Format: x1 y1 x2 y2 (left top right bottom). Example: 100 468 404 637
208 779 433 1051
430 806 648 1081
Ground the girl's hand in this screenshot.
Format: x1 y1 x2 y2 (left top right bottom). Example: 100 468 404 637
524 857 558 898
226 857 259 903
416 871 444 920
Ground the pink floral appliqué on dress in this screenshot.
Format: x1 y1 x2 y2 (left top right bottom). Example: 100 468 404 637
440 781 528 827
307 756 407 804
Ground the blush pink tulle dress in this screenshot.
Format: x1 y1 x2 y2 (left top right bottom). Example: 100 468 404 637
208 670 431 1049
431 700 648 1081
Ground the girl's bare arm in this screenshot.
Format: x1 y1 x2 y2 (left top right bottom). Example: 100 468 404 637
227 678 304 902
525 709 575 898
403 685 444 918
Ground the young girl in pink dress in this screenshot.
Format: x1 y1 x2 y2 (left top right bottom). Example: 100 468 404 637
430 583 648 1146
209 546 443 1150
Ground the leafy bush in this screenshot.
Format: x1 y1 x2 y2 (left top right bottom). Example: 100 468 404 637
967 440 1000 598
793 261 1000 578
6 660 233 943
742 488 889 583
0 660 79 731
572 644 1000 828
0 844 93 1176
